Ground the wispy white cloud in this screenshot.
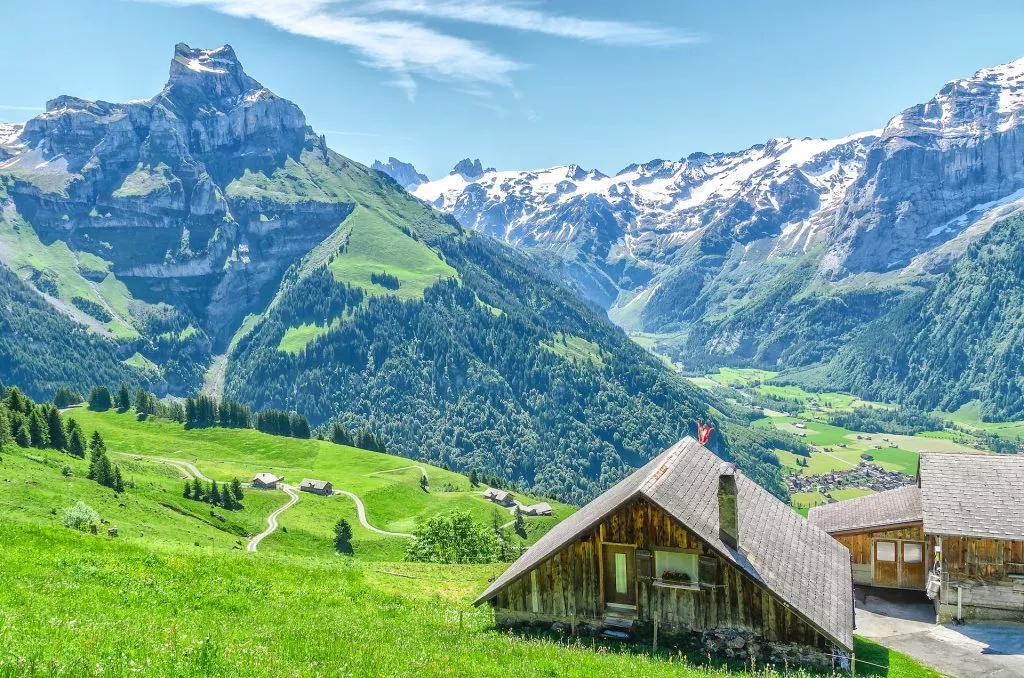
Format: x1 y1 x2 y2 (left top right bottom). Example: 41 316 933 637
139 0 694 101
365 0 698 47
0 104 43 111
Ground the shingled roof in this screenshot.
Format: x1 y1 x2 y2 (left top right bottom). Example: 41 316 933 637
919 453 1024 540
475 437 854 651
808 484 922 534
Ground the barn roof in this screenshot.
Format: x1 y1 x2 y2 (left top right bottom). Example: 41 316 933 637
300 478 331 490
807 484 921 534
919 453 1024 540
252 473 279 484
474 437 854 650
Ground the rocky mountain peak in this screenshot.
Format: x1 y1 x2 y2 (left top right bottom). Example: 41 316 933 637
372 156 429 191
166 43 261 103
452 158 485 180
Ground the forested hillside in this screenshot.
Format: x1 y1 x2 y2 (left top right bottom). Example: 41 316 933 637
829 214 1024 420
0 265 142 399
227 201 787 502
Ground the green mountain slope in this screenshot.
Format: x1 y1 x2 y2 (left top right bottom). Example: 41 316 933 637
829 214 1024 420
0 43 791 502
0 264 141 397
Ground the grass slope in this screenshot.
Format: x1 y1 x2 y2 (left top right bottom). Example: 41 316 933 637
0 411 938 677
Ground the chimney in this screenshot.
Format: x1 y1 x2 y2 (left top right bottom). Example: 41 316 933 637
718 462 739 549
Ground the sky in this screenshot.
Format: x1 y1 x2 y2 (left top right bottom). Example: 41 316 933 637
4 1 1024 178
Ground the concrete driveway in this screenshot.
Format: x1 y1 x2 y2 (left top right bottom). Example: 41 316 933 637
854 587 1024 677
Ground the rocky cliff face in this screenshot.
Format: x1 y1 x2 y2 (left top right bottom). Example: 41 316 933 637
0 43 350 354
825 57 1024 276
371 157 428 191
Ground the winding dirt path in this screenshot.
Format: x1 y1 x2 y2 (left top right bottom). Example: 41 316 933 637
333 489 414 539
248 484 299 552
116 453 213 482
368 465 428 480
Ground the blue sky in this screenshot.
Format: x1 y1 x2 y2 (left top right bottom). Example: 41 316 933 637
4 1 1024 177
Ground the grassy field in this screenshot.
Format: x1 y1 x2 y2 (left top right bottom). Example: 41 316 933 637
0 522 938 677
939 400 1024 439
541 332 605 367
327 205 457 301
0 410 940 676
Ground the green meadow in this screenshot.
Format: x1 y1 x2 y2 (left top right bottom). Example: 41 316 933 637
0 408 939 676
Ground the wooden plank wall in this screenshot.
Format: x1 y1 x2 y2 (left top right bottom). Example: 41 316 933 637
832 524 925 565
495 497 831 650
943 537 1024 579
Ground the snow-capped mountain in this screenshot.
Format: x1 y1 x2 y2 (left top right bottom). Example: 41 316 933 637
407 53 1024 372
413 132 877 306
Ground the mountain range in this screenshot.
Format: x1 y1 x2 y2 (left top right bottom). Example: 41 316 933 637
0 43 792 502
381 56 1024 421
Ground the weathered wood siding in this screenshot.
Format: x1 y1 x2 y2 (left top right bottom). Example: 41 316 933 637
494 497 833 650
831 524 927 589
937 536 1024 622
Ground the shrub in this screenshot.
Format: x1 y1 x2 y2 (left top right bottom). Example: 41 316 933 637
62 501 99 531
405 510 497 564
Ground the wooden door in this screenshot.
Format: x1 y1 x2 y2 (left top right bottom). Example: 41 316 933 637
602 544 636 608
900 541 926 590
873 540 898 587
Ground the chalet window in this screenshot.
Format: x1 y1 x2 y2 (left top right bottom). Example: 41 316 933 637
876 541 896 562
654 549 698 584
903 542 923 564
614 553 628 593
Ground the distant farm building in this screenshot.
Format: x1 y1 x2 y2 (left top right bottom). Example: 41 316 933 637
809 453 1024 623
299 478 333 496
251 473 281 489
522 502 553 517
482 488 516 507
476 438 854 670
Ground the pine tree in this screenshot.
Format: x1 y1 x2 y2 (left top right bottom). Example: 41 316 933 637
192 477 204 501
419 474 429 492
116 384 131 412
28 408 48 448
87 432 106 480
14 419 30 448
184 481 192 499
112 466 125 493
95 456 112 488
66 422 86 458
514 505 525 537
469 469 479 487
209 480 221 506
0 407 10 451
87 386 112 411
52 386 81 409
45 406 67 450
334 518 353 553
231 477 244 502
134 388 151 415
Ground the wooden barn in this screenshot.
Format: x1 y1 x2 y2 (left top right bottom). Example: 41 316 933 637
475 438 854 670
807 484 926 590
251 473 281 490
809 453 1024 623
299 478 333 496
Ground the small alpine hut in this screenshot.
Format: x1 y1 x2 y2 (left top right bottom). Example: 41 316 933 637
251 473 281 490
475 437 854 670
810 452 1024 623
299 478 333 496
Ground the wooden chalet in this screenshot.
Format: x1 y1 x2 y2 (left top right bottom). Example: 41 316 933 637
299 478 333 496
482 488 516 507
251 473 281 490
475 438 854 670
809 453 1024 623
